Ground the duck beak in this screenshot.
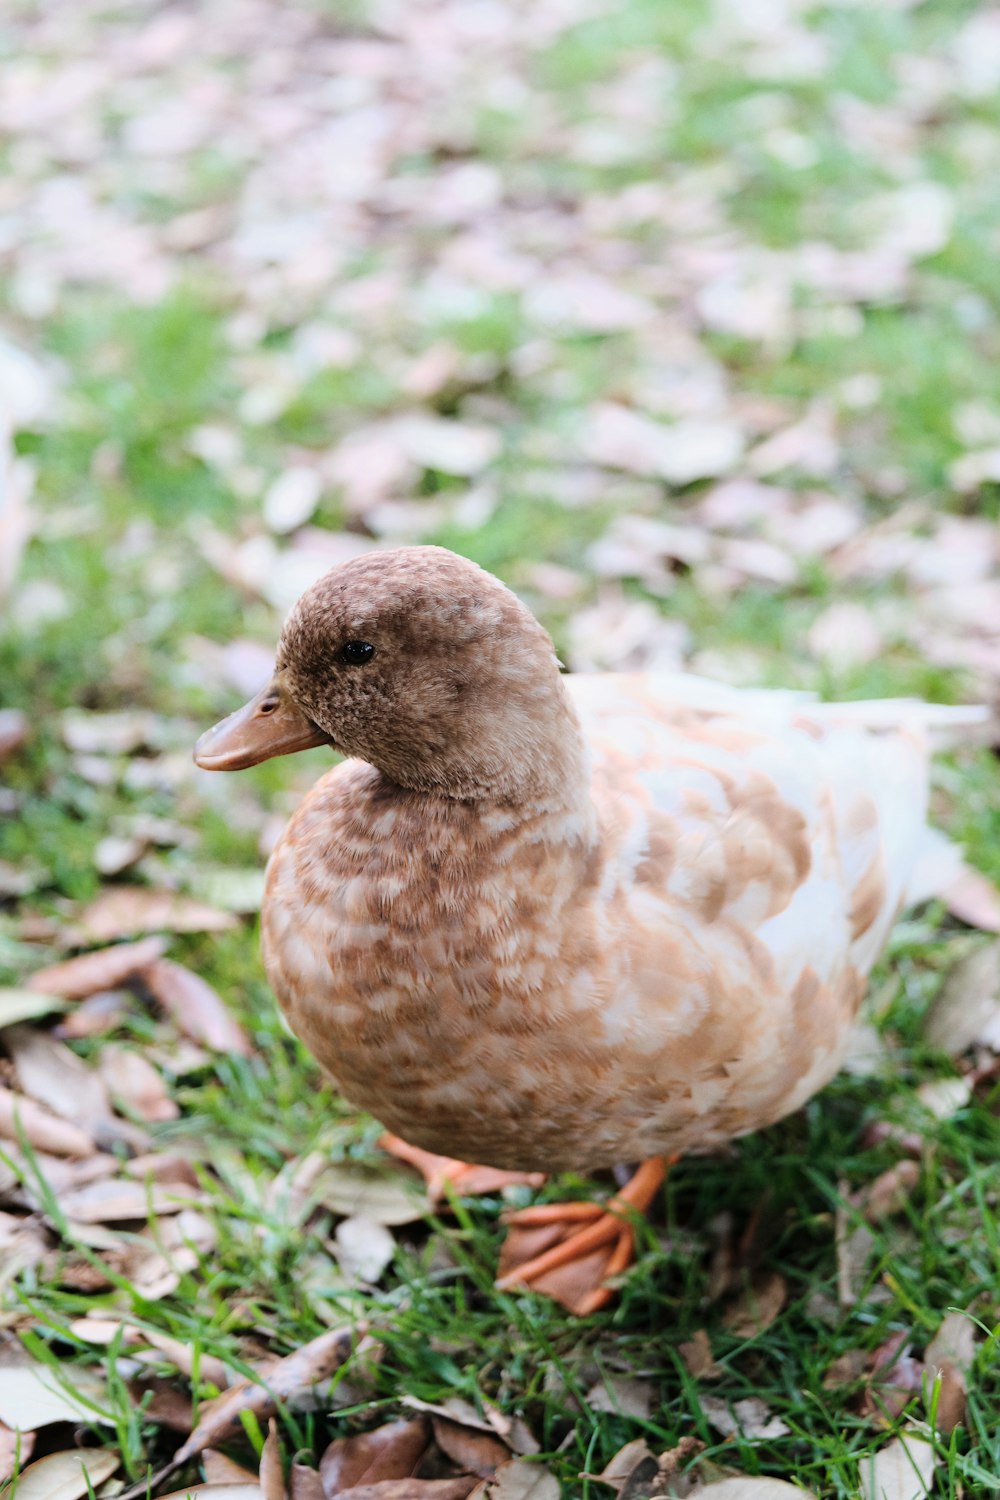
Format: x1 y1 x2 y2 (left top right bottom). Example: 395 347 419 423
193 680 332 771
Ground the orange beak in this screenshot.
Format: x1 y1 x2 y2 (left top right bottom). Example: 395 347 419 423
193 679 332 771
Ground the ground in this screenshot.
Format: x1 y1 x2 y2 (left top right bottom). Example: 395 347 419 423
1 0 1000 1496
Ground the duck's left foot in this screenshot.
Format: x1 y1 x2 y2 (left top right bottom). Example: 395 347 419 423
495 1157 668 1316
379 1132 546 1203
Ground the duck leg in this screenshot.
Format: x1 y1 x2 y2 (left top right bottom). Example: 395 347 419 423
495 1157 669 1315
379 1133 546 1202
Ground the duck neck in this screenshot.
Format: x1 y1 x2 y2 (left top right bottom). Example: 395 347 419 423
378 673 593 816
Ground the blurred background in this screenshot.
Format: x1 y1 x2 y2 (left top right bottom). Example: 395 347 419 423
4 0 1000 895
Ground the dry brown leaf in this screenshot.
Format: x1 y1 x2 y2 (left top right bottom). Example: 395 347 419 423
97 1044 179 1122
858 1428 936 1500
26 937 167 999
584 1374 652 1421
205 1452 262 1486
157 1486 262 1500
333 1216 396 1284
466 1460 559 1500
0 1420 34 1483
861 1162 920 1223
822 1348 870 1390
291 1462 326 1500
924 1311 977 1376
836 1191 876 1308
7 1446 121 1500
75 888 238 943
171 1325 360 1468
925 944 1000 1055
431 1416 509 1478
0 989 68 1029
0 1084 94 1157
314 1163 431 1226
697 1483 818 1498
321 1417 430 1495
336 1483 478 1500
260 1418 286 1500
0 1212 49 1280
594 1438 655 1494
944 867 1000 933
721 1269 788 1337
698 1395 790 1441
0 1360 111 1430
4 1026 114 1134
56 990 133 1039
677 1329 723 1380
141 959 252 1054
54 1175 201 1223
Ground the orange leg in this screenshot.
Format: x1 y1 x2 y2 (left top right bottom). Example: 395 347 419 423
496 1157 670 1316
379 1133 546 1203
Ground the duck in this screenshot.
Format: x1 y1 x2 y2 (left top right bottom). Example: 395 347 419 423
194 544 987 1314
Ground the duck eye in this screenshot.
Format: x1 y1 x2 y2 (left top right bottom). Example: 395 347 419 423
339 640 376 665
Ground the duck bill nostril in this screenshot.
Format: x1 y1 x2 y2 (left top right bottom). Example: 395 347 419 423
193 680 332 771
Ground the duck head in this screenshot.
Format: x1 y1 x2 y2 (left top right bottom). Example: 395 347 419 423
193 545 581 803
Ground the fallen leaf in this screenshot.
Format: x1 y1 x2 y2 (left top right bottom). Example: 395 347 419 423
0 1361 111 1429
861 1162 920 1223
320 1417 430 1494
914 1077 972 1120
467 1460 559 1500
696 1483 818 1498
56 989 133 1040
260 1418 286 1500
943 868 1000 933
336 1482 478 1499
0 1420 34 1483
584 1374 652 1421
7 1446 121 1500
141 959 252 1055
54 1176 201 1223
74 888 237 943
0 1084 94 1157
593 1438 655 1494
333 1216 397 1284
157 1486 263 1500
204 1452 261 1486
923 1311 977 1377
171 1325 360 1468
583 403 743 485
291 1462 326 1500
925 944 1000 1055
431 1417 509 1478
698 1396 790 1442
4 1025 113 1133
823 1348 870 1390
858 1429 936 1500
677 1329 723 1380
97 1044 179 1122
836 1192 876 1307
0 1212 49 1280
26 938 167 999
314 1163 432 1226
0 990 67 1029
721 1269 788 1337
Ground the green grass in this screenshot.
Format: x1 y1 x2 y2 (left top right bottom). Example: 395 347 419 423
3 0 1000 1495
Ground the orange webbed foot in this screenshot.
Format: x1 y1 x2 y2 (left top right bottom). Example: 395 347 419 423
379 1132 546 1203
495 1157 669 1316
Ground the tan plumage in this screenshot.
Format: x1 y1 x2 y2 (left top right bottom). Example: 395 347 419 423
201 546 986 1175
